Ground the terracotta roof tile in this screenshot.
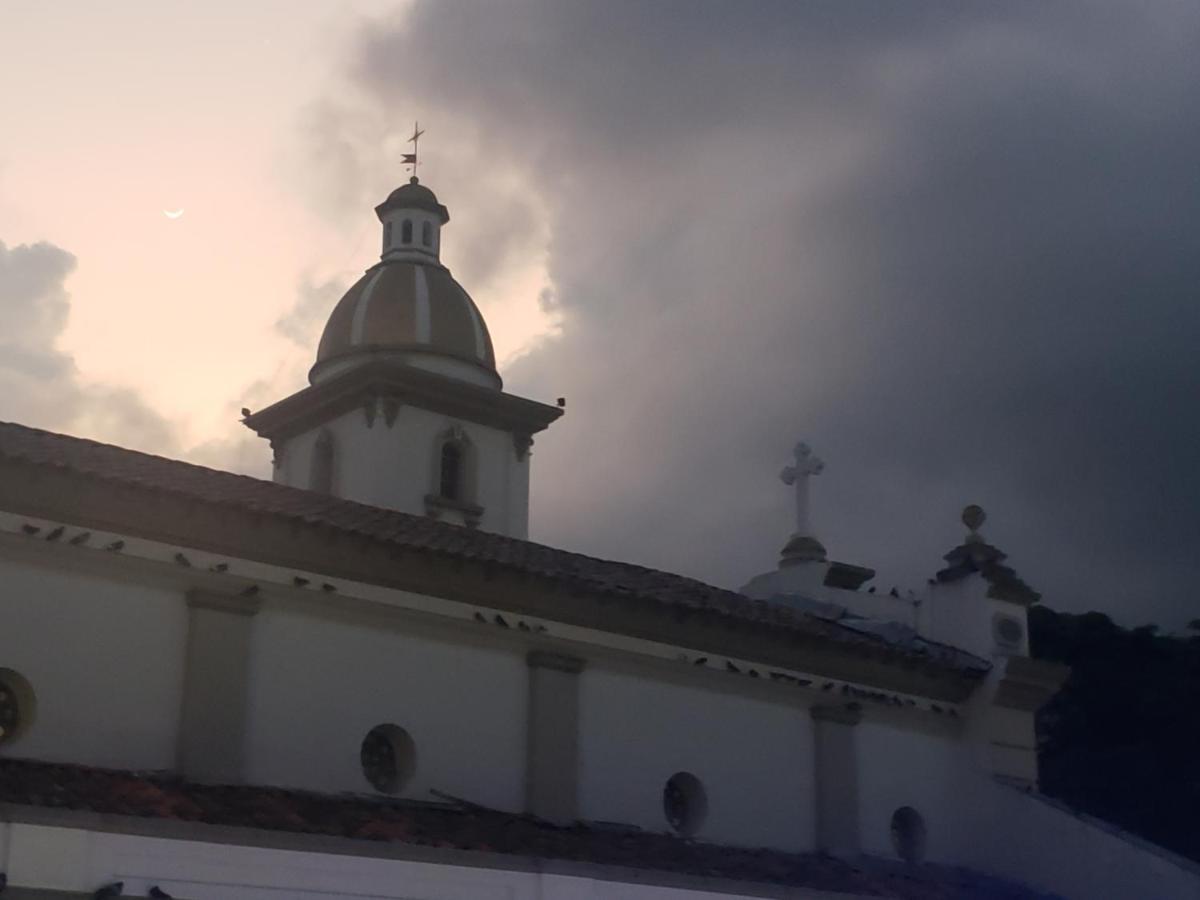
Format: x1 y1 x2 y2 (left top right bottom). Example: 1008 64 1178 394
0 759 1056 900
0 420 988 674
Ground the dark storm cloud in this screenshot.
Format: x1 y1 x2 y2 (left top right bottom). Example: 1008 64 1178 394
311 1 1200 627
0 240 178 452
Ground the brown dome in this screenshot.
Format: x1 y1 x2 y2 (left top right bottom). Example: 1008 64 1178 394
311 260 497 384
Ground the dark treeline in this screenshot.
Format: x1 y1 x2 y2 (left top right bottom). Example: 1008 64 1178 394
1030 606 1200 863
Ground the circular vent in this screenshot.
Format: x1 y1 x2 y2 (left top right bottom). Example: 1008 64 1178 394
360 724 417 794
890 806 927 863
663 772 707 837
0 668 36 747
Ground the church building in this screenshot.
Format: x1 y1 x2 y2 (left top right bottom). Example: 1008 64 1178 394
0 174 1196 899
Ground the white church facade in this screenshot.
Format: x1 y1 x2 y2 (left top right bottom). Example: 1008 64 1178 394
0 176 1196 899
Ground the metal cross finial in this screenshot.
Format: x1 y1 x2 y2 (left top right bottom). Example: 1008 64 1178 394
403 121 425 178
780 442 824 538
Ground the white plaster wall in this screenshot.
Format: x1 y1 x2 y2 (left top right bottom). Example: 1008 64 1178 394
0 557 186 770
277 403 529 538
973 782 1200 899
854 721 977 864
243 607 528 811
1 822 856 900
919 578 1029 661
577 666 815 853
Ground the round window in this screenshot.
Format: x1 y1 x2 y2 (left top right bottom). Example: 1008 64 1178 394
0 668 36 747
890 806 927 863
359 724 416 794
663 772 707 837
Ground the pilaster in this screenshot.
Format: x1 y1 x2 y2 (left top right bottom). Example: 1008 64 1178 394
525 651 585 822
811 703 862 857
177 590 261 784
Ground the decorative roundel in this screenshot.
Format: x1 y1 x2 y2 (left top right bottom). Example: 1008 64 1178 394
994 614 1025 647
360 724 417 794
663 771 708 837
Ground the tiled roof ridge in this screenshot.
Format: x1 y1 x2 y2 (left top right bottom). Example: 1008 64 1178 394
0 419 988 673
935 539 1040 605
0 757 1058 900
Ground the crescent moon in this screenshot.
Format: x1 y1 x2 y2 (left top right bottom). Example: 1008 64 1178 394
163 209 185 220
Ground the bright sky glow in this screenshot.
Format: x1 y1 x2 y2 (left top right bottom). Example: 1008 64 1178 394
0 0 556 449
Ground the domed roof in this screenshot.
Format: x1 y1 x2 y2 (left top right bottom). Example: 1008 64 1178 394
312 260 497 385
375 177 449 222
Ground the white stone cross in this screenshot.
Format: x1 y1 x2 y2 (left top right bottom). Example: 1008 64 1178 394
780 442 824 537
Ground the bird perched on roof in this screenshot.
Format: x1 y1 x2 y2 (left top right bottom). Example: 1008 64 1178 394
293 576 310 587
45 525 65 541
149 887 173 898
69 531 91 546
210 562 229 573
725 660 740 674
493 614 510 628
174 552 192 567
240 584 260 597
92 883 123 898
889 587 899 598
692 657 708 666
473 611 486 623
21 523 40 535
321 583 337 593
105 540 125 552
241 407 252 418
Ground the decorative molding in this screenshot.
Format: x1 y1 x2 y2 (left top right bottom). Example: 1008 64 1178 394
527 650 586 674
514 432 534 461
423 493 483 528
242 360 562 445
186 589 263 617
993 656 1069 712
810 702 863 726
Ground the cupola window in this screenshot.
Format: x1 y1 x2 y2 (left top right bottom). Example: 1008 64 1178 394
439 441 463 501
422 221 433 247
310 430 335 494
401 219 413 244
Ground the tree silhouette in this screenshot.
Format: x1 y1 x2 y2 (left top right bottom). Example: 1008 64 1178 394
1031 606 1200 862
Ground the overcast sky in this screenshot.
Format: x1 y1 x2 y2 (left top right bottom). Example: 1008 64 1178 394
2 2 1197 629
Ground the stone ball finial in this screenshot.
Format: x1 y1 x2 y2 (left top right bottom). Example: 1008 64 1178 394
962 504 986 536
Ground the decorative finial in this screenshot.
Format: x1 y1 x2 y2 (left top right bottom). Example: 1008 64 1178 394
962 504 986 541
402 121 425 179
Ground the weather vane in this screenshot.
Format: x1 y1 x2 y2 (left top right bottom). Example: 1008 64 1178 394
402 121 425 179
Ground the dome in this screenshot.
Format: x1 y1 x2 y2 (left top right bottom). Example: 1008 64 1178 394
311 259 498 386
375 177 449 222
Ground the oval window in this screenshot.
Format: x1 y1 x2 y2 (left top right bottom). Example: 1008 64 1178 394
663 771 707 837
360 724 417 794
890 806 927 863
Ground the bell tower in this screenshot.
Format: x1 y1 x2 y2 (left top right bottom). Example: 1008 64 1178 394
243 175 561 538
